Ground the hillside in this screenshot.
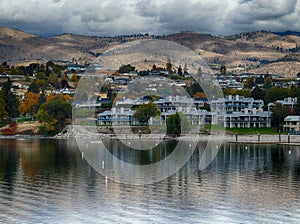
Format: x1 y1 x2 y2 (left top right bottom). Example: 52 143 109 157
1 27 300 77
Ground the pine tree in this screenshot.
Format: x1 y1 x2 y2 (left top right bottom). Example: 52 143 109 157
0 79 19 120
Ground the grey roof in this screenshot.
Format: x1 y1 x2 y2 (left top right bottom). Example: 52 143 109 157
284 116 300 122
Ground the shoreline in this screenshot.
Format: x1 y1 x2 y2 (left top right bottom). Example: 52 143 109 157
1 132 300 146
1 125 300 145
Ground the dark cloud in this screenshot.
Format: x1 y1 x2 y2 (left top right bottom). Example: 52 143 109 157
0 0 299 36
226 0 299 33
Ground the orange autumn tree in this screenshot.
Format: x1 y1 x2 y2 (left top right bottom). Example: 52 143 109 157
19 92 40 116
46 93 57 102
193 92 207 99
46 93 73 102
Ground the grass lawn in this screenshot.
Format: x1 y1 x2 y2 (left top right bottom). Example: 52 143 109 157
204 124 225 131
204 125 285 135
226 127 284 135
16 117 34 123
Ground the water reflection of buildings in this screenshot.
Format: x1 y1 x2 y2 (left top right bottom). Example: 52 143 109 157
202 143 300 209
1 139 300 223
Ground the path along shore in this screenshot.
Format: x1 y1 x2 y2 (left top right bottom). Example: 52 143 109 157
53 126 300 145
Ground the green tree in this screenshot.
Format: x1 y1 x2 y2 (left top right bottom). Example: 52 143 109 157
233 89 251 97
265 87 289 104
2 61 9 69
251 86 266 100
0 65 6 73
186 82 203 97
0 92 8 122
271 103 289 127
9 66 19 76
133 103 161 125
166 58 173 74
0 79 19 120
38 91 46 108
294 98 300 115
244 76 256 89
220 65 226 76
178 65 183 76
36 72 47 80
255 75 264 84
166 112 190 136
36 96 72 135
166 113 181 136
119 64 135 73
28 82 40 93
263 76 273 89
288 86 300 98
48 73 59 87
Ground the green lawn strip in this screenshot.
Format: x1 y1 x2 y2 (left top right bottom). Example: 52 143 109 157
204 125 285 135
226 127 284 135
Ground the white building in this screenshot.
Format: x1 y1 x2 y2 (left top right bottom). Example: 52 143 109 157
98 107 135 126
284 116 300 133
153 95 204 112
276 97 297 109
210 95 264 113
224 108 271 128
97 95 270 128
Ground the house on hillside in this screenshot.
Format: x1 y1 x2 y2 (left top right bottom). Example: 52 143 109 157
276 97 297 110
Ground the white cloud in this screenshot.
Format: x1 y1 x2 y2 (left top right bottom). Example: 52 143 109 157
0 0 299 36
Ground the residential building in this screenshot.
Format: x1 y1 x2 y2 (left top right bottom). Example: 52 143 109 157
210 95 264 113
96 94 271 128
284 116 300 133
98 107 135 126
153 95 201 112
276 97 297 110
224 108 271 128
115 97 150 107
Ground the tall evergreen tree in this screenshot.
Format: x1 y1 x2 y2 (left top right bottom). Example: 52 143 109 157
0 79 19 120
28 82 40 93
220 65 226 76
0 92 7 122
294 98 300 115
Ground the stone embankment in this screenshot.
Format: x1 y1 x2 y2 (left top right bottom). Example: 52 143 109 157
56 125 300 145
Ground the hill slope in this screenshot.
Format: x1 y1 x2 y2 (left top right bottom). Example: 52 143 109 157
1 27 300 77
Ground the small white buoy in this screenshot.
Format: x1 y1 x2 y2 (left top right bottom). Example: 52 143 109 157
189 144 192 147
289 150 291 154
245 146 248 150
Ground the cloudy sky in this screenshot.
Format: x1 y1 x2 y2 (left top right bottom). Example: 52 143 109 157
0 0 299 37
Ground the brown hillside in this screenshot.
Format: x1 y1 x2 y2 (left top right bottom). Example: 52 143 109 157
1 27 300 77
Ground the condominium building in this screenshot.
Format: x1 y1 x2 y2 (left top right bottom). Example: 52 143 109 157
97 95 271 128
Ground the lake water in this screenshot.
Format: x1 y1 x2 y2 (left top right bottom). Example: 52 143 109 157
1 138 300 223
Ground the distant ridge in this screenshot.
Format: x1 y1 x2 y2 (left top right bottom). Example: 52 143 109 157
273 31 300 37
1 26 300 78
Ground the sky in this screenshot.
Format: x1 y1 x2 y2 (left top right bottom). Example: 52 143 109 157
0 0 299 37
